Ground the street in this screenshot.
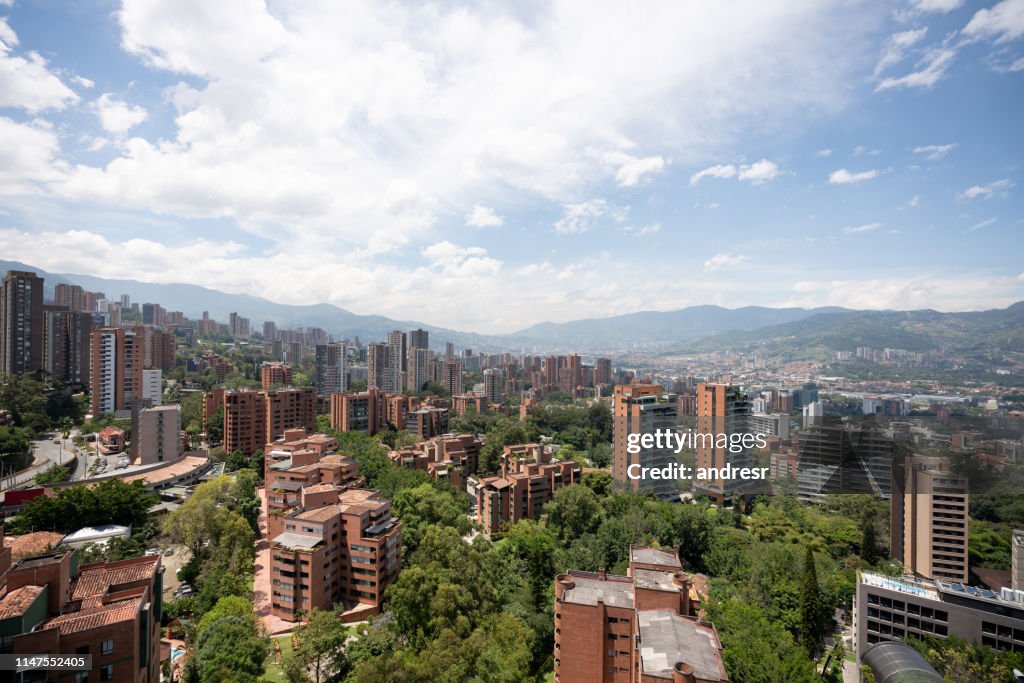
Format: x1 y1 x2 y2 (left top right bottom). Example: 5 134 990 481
0 431 88 491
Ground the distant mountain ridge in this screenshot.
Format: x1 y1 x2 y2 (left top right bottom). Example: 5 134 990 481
2 260 1020 355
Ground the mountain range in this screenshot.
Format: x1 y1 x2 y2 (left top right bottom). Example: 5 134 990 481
3 260 1022 356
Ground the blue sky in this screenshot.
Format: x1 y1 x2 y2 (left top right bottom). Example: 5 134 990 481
0 0 1022 333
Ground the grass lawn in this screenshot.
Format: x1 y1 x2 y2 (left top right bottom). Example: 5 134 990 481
262 635 298 683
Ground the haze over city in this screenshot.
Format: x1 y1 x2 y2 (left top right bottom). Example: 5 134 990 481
1 0 1023 332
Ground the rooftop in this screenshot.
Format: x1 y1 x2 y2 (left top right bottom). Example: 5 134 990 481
71 555 160 601
0 585 45 619
562 572 634 609
42 597 142 635
633 568 681 593
272 532 322 550
637 610 726 681
62 524 131 545
630 546 681 569
4 532 63 560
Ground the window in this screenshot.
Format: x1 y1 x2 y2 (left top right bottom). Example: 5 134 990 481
75 673 89 683
101 665 115 680
101 640 114 655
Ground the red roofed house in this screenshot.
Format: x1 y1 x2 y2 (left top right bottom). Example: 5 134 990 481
96 426 125 455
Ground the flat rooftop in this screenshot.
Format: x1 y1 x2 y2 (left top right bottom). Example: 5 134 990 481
272 532 322 549
562 572 634 609
634 568 680 593
631 546 681 569
638 610 726 681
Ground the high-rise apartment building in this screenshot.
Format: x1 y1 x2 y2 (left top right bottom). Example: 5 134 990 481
329 390 386 436
54 283 85 311
443 359 463 397
890 456 968 583
553 546 727 683
595 357 612 386
387 331 406 393
612 384 679 500
407 329 429 392
141 368 162 406
695 383 757 501
367 342 392 392
315 343 347 396
221 387 317 455
0 270 44 376
483 368 502 403
90 326 144 417
263 320 277 340
43 307 92 387
1014 530 1024 593
131 404 182 465
261 362 293 389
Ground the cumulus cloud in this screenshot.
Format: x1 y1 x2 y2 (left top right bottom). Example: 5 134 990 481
0 18 80 113
92 94 149 135
465 204 504 228
959 178 1014 200
828 168 879 184
0 0 879 258
964 0 1024 43
842 222 884 234
689 159 779 186
912 143 955 159
614 155 666 187
554 199 606 235
703 252 751 271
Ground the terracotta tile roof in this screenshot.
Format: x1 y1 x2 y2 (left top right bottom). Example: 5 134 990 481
71 556 159 601
5 532 64 560
302 483 337 495
43 598 141 635
0 585 45 619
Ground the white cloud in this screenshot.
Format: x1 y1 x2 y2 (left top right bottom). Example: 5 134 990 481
816 148 833 157
737 159 780 184
908 195 921 207
828 168 879 184
912 143 955 159
624 223 661 236
703 252 751 271
92 94 149 135
422 241 502 277
1 0 878 258
964 0 1024 43
842 221 884 234
967 217 997 231
959 178 1014 200
784 274 1024 312
554 199 606 235
909 0 964 13
465 204 504 228
875 47 956 91
689 159 779 186
0 117 67 194
689 164 736 186
874 27 929 77
0 18 80 113
613 155 666 187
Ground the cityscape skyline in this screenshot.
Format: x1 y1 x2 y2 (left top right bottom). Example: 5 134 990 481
1 1 1022 334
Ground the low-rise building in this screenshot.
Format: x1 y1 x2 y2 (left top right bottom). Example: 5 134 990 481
553 546 726 683
476 444 580 534
388 433 482 489
854 570 1024 662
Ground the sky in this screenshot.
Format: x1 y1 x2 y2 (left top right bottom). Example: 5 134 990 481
0 0 1022 334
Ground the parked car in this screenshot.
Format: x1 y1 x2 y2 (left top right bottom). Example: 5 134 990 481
164 548 174 556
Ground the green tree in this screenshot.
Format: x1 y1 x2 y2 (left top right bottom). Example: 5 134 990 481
588 442 612 468
581 470 613 497
860 518 878 565
799 547 824 655
545 484 602 543
284 608 350 683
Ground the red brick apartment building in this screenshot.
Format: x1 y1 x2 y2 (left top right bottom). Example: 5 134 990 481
215 386 316 455
476 444 581 534
554 546 726 683
265 429 363 515
329 389 388 435
388 433 483 489
260 362 293 389
268 488 401 623
0 539 163 683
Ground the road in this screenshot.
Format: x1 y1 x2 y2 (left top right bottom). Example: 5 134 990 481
0 432 88 491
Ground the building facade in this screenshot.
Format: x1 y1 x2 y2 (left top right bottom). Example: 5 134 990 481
612 384 679 500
